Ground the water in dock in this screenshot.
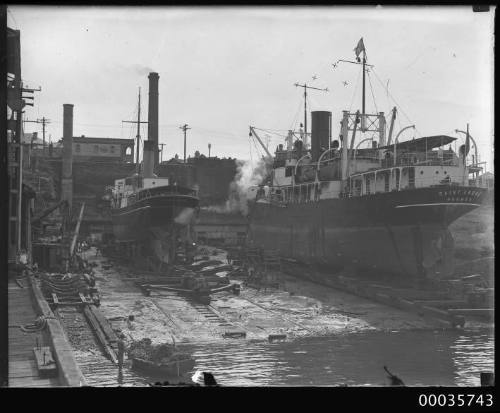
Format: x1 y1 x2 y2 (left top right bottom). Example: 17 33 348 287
180 329 493 386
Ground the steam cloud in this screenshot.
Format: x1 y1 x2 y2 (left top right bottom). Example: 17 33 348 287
130 64 156 76
205 158 270 216
174 207 195 225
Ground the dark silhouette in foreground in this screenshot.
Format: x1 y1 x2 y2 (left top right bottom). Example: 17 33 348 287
150 371 219 387
202 372 218 386
384 365 405 386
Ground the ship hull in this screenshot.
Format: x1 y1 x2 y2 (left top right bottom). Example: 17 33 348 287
111 194 199 242
248 185 487 278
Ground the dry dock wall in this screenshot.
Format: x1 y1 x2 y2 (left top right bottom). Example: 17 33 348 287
28 276 87 386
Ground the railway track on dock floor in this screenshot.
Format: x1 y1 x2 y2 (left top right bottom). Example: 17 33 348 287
55 306 147 386
238 290 315 335
151 290 238 331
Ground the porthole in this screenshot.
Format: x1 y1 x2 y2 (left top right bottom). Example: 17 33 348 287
435 171 439 174
420 171 424 175
444 171 447 174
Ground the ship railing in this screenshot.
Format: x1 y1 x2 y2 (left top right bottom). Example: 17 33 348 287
347 165 469 197
266 182 319 204
468 179 490 189
391 151 457 167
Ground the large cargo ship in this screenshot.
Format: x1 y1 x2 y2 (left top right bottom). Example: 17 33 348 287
247 40 487 282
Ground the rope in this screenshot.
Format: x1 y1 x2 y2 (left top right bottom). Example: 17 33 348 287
19 315 48 333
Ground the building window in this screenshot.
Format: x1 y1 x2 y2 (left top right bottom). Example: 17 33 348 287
110 145 115 153
126 146 132 155
94 145 99 153
75 144 81 153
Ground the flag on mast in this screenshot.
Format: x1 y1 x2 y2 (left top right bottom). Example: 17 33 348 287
354 38 365 61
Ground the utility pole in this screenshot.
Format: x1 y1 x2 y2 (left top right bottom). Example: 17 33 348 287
122 87 148 173
25 117 51 154
158 143 166 163
293 83 328 139
208 143 211 158
180 124 191 163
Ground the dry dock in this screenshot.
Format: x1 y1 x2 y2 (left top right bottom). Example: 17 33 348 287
88 247 450 348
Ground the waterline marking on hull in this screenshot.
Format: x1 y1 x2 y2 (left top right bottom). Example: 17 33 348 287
113 205 151 216
395 203 481 208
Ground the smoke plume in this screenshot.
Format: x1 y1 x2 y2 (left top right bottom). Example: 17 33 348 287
205 158 270 216
130 64 155 76
174 207 195 225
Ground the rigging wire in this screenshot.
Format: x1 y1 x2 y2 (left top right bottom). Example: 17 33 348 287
289 97 304 132
349 65 362 112
367 71 378 114
371 68 422 138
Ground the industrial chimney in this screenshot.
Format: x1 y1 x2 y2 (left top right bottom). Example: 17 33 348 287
142 140 156 179
148 72 159 167
311 111 332 162
61 104 74 208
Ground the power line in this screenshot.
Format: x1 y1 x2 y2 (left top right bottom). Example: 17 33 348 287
24 117 51 154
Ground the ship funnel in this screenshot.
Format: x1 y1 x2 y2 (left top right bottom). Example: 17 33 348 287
143 140 157 178
148 72 159 167
311 111 331 162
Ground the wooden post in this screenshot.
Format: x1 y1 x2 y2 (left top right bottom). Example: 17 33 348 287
69 203 85 258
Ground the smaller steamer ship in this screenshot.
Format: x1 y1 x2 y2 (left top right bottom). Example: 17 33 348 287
109 81 199 267
111 141 199 266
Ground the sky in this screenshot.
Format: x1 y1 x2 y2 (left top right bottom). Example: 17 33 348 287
8 5 495 171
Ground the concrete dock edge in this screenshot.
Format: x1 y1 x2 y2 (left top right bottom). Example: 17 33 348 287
28 276 87 387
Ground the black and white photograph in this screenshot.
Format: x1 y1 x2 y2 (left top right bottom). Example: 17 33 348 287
2 5 495 394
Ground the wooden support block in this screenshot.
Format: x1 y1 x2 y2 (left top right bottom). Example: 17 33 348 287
413 299 468 308
33 347 58 377
447 308 494 318
83 307 118 364
88 305 119 343
223 331 246 338
78 292 91 304
268 334 286 342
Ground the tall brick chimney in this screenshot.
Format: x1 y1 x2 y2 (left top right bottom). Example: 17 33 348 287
148 72 159 167
61 104 73 209
142 140 156 179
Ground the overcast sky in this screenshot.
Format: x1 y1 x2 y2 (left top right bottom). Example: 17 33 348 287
8 6 495 171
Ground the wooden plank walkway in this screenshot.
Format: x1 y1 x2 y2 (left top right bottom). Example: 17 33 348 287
8 280 61 387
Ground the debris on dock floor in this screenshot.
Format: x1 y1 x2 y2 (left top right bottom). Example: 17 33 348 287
87 246 455 346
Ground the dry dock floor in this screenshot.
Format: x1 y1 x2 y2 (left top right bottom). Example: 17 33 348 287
85 247 447 347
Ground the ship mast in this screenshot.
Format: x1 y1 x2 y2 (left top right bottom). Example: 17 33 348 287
136 89 141 167
362 49 366 126
294 83 328 140
122 87 148 174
